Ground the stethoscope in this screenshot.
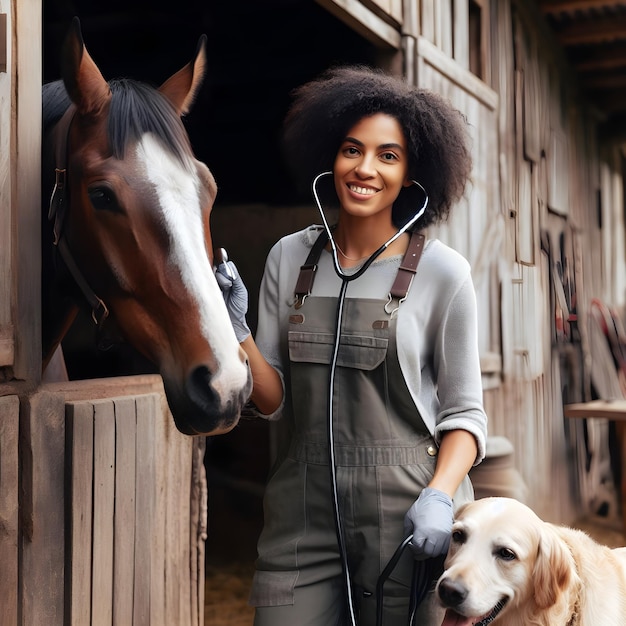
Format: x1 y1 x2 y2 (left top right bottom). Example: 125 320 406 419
311 171 429 625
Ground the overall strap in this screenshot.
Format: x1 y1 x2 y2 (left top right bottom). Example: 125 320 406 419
389 232 425 300
293 229 329 308
293 229 425 309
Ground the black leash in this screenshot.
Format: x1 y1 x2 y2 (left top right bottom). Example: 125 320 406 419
375 535 441 626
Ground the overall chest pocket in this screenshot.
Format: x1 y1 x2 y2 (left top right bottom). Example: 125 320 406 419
288 329 389 370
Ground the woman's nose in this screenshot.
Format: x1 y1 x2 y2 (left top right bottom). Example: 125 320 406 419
354 155 376 178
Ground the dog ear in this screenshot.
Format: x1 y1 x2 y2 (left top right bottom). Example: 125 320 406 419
532 526 573 610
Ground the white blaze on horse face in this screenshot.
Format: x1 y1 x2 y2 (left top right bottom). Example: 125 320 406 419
135 133 249 394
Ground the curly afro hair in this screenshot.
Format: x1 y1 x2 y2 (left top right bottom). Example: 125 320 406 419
282 65 472 229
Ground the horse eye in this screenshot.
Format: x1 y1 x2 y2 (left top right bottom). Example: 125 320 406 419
88 187 119 212
496 547 517 561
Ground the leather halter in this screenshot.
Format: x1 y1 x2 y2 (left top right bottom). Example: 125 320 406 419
48 105 110 326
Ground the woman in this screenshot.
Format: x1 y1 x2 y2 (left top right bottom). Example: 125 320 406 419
217 66 488 625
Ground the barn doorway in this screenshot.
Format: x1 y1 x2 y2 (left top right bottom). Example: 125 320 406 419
44 2 385 621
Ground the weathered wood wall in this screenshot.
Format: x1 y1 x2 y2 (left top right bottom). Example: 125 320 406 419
401 0 625 523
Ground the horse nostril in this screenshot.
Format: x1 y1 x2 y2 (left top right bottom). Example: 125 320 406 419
186 365 219 411
438 578 468 607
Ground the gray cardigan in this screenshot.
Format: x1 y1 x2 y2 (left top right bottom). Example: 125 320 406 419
254 225 487 465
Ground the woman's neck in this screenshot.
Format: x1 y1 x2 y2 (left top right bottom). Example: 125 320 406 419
331 217 409 268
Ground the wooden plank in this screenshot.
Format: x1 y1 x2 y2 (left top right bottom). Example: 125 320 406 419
91 400 116 626
547 127 570 215
177 431 192 626
516 159 536 265
66 401 94 626
42 373 166 402
564 399 626 420
152 396 168 626
190 438 208 626
315 0 402 48
421 0 435 42
113 397 138 626
437 0 453 57
20 391 65 626
0 2 11 371
0 395 19 626
13 0 41 381
389 0 402 24
402 0 419 38
416 36 498 109
134 395 155 625
453 0 469 69
166 424 182 625
0 330 13 368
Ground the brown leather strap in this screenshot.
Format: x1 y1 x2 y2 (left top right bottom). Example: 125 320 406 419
389 232 425 300
293 229 425 305
48 104 76 244
47 104 110 326
294 229 329 305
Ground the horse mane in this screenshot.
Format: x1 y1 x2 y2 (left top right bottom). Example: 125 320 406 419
42 78 194 167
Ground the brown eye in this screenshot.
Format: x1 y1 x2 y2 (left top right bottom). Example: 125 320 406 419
89 186 122 213
451 529 466 544
496 547 517 561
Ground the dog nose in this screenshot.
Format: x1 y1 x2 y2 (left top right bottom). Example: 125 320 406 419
438 578 468 607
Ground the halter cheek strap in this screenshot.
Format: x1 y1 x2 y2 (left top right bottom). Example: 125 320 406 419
48 105 110 326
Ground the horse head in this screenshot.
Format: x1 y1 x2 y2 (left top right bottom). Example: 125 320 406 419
42 17 252 435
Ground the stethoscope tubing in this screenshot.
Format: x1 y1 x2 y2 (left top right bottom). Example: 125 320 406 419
311 171 429 625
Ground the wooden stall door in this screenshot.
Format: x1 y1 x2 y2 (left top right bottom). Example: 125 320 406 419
66 392 206 626
19 376 207 626
0 396 19 626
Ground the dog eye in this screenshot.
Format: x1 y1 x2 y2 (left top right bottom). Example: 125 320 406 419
451 529 466 544
496 547 517 561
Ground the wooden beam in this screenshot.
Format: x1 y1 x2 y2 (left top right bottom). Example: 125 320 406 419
572 42 626 71
582 72 626 90
554 14 626 45
315 0 402 49
539 0 626 14
587 88 626 114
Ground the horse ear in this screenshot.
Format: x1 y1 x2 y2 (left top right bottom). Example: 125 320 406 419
158 35 207 116
61 17 111 115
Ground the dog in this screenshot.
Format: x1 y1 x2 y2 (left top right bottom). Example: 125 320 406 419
435 497 626 625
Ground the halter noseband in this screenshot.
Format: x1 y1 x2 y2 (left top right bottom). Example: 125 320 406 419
48 104 109 326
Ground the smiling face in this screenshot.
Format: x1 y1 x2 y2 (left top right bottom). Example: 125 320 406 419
333 113 411 223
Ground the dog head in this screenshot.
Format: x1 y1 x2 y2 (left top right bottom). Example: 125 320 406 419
435 497 577 626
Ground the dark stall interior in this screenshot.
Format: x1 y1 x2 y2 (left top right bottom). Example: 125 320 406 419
43 1 385 618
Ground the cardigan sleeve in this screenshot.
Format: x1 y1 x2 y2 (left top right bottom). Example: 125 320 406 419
249 241 286 421
432 272 487 464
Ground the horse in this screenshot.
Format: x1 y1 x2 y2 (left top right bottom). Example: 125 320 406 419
41 17 252 436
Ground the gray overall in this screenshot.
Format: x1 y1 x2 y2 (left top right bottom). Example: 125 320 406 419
251 233 473 626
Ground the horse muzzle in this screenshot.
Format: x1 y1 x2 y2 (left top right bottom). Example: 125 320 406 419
163 357 253 436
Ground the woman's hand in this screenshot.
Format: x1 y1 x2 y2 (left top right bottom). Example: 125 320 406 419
404 487 453 560
215 260 251 343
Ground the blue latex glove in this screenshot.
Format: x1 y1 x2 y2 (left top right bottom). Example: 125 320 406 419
404 487 453 560
215 260 251 343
